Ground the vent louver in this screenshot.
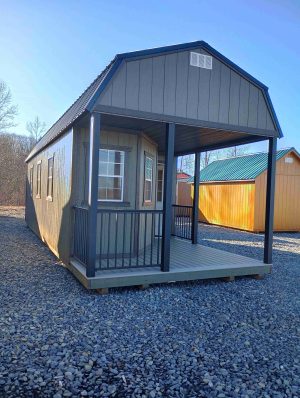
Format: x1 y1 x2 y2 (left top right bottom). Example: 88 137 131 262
190 52 213 69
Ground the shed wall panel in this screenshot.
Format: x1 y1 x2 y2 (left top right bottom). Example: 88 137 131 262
26 129 74 262
198 182 255 231
218 64 230 124
175 51 189 117
139 58 153 112
151 56 165 114
254 152 300 232
125 60 140 110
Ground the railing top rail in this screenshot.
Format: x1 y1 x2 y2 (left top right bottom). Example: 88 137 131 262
97 208 164 214
172 204 193 209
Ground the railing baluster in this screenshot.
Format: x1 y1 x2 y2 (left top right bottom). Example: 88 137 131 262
129 212 133 268
143 213 147 266
115 212 118 268
150 213 154 266
122 213 126 268
136 212 140 267
99 212 103 270
107 213 111 269
157 212 161 265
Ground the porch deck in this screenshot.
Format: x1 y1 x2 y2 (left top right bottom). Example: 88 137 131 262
69 238 271 289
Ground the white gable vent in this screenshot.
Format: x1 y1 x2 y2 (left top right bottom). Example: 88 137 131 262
190 52 213 69
285 157 294 164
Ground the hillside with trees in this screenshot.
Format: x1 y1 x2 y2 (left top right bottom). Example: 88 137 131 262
0 80 46 205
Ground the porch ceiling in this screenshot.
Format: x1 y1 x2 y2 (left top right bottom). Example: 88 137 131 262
100 113 266 156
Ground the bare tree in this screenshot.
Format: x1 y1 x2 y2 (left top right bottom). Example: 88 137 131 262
26 116 46 144
0 133 32 205
226 144 250 158
0 81 18 133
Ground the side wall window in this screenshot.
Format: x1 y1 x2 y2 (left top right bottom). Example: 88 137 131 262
47 156 54 200
144 155 153 203
29 166 34 196
36 161 42 198
98 149 125 201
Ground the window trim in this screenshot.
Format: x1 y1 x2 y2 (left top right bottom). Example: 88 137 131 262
143 153 154 204
36 160 42 199
29 165 34 197
98 148 125 202
156 164 164 203
46 156 54 201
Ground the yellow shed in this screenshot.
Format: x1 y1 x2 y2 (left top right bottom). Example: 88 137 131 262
182 148 300 232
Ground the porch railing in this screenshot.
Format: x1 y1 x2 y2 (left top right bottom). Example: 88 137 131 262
73 206 89 265
172 204 193 240
97 209 163 270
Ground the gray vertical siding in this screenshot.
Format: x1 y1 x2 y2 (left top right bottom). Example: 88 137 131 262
98 47 276 132
25 129 74 263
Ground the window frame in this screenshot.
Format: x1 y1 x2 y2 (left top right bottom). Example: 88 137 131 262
156 165 164 203
143 153 154 204
46 156 54 201
29 165 34 196
36 160 42 199
98 148 125 202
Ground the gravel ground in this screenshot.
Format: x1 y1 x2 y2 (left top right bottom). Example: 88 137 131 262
0 207 299 398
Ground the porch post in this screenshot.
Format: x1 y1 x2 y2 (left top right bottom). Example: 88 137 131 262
87 112 101 277
264 137 277 264
161 123 175 272
192 152 200 244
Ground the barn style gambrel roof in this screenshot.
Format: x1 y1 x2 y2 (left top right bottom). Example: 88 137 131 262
187 148 300 183
26 41 282 162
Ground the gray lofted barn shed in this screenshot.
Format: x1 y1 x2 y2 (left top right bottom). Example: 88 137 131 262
25 41 282 290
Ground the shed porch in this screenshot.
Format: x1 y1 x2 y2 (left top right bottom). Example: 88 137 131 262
70 109 278 289
69 237 270 289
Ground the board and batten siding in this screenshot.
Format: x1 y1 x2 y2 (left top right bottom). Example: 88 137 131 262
25 129 74 262
98 48 276 132
254 152 300 232
198 182 255 231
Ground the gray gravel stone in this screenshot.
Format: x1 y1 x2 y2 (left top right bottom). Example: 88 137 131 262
0 207 299 398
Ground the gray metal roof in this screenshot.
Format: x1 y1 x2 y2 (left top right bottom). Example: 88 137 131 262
26 41 283 162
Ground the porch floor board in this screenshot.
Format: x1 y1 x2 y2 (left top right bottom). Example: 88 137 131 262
69 238 271 289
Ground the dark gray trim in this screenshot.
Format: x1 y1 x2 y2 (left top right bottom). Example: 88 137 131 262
161 123 175 272
85 57 122 111
192 153 200 244
264 137 277 264
94 106 279 138
87 113 101 277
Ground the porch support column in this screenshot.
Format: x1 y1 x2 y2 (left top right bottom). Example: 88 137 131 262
264 137 277 264
161 123 175 272
87 112 101 277
192 152 201 244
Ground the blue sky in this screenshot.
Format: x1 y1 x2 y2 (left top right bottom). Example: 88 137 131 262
0 0 299 153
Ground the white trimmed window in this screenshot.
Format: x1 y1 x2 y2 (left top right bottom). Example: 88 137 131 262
98 149 125 201
144 155 153 202
47 156 54 200
29 166 34 196
36 161 42 198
